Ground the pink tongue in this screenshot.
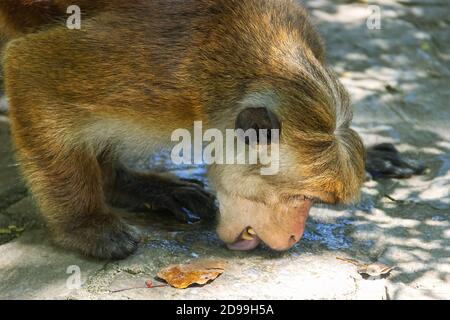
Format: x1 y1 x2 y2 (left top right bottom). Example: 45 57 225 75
227 235 261 251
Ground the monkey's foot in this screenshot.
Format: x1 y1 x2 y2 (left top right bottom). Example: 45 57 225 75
54 215 139 260
366 143 426 179
111 170 217 223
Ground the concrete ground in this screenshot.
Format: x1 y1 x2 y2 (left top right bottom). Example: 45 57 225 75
0 0 449 299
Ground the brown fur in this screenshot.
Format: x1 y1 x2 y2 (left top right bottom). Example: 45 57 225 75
2 0 365 258
0 0 107 38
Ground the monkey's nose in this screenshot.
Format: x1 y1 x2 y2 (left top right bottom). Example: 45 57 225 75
269 233 303 251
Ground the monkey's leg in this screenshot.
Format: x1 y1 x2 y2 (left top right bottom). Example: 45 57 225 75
366 143 426 179
106 166 217 223
13 138 139 260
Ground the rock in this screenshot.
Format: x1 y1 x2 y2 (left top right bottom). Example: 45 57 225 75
0 230 105 299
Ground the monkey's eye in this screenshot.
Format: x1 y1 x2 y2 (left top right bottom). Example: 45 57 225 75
287 195 318 205
293 195 314 201
235 107 281 145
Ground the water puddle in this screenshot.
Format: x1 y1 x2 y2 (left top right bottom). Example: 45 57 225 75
303 218 353 250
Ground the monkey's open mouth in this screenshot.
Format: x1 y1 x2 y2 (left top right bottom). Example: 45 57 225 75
226 198 313 251
226 227 262 251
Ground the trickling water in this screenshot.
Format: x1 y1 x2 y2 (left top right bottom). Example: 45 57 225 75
123 149 357 253
303 218 353 250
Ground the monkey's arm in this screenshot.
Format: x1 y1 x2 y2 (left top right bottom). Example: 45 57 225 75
365 143 426 179
107 168 217 223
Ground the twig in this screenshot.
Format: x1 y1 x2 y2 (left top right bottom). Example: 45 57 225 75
336 257 362 267
110 280 168 293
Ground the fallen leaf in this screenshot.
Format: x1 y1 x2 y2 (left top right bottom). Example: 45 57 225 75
109 280 167 293
357 263 396 279
157 260 227 289
337 257 396 280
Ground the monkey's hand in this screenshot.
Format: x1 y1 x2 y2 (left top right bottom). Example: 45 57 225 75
110 170 218 223
366 143 426 179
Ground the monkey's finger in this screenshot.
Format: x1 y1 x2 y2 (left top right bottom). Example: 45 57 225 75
179 178 206 188
155 194 201 223
366 157 413 179
172 187 218 221
90 223 140 260
398 158 426 174
370 143 399 154
180 181 216 200
366 145 426 180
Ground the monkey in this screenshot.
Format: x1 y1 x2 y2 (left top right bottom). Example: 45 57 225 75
0 0 425 259
366 143 425 179
0 0 106 38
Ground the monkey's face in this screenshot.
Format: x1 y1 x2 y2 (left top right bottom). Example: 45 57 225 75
211 79 365 251
216 190 313 251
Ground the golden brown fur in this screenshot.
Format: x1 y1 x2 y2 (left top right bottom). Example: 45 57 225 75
0 0 108 38
2 0 365 258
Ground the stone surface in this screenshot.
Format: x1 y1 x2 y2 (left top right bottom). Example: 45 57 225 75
0 0 448 300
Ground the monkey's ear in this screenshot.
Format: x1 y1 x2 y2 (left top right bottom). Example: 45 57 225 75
235 107 281 145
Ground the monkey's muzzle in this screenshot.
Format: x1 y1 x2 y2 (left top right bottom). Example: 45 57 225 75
226 227 262 251
216 194 312 251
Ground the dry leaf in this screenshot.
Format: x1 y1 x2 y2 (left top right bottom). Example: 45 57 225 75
337 257 396 280
357 263 396 279
157 260 227 289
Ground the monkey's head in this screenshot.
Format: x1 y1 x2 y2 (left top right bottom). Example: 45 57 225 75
209 56 365 252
